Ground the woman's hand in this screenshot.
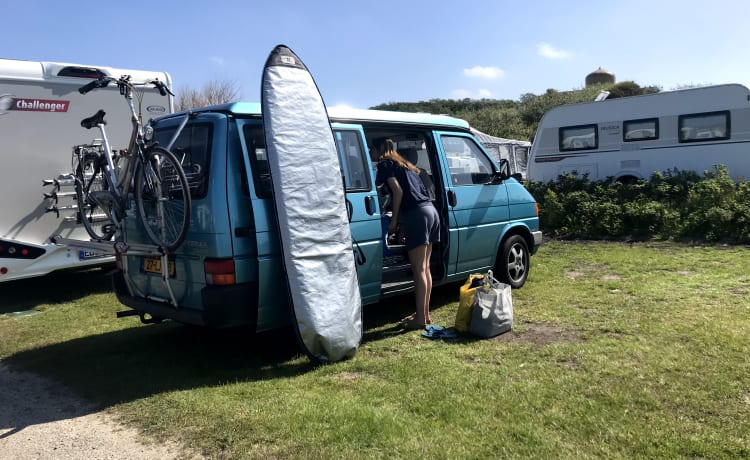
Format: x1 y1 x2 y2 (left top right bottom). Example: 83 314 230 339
388 219 398 234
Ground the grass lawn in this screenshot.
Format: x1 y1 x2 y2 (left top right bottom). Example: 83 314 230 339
1 241 749 459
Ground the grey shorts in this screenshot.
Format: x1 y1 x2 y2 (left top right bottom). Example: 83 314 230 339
402 204 440 251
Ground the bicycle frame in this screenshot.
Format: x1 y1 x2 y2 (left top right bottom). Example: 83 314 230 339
80 76 189 221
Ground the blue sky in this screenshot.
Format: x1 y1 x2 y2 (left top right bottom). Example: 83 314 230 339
5 0 749 108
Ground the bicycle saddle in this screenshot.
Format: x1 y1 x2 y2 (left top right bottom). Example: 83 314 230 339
81 109 106 129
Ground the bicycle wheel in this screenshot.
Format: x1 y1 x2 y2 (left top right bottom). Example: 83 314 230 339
134 146 191 251
74 150 116 241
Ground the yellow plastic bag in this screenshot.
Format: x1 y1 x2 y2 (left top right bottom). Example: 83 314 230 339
454 274 484 333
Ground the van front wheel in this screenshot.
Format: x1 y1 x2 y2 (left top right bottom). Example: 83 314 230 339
495 235 529 288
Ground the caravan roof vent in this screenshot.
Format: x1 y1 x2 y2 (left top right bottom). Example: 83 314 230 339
56 66 106 79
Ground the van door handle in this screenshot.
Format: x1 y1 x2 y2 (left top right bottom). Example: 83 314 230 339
365 195 376 215
448 190 457 207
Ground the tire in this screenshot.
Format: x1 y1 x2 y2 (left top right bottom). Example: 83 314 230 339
134 146 191 252
495 234 529 288
74 151 115 241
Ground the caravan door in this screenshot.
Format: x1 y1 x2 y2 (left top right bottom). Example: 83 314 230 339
435 131 510 277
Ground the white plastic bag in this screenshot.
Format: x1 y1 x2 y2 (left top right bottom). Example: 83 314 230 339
470 270 513 338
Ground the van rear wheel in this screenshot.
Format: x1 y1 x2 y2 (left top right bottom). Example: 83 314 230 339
495 234 529 288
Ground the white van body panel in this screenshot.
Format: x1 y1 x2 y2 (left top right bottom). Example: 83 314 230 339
0 58 173 282
527 84 750 182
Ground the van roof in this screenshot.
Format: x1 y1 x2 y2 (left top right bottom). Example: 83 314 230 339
174 102 471 130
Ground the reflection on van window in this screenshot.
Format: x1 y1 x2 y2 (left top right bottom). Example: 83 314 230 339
242 125 271 198
335 130 369 191
244 126 370 198
441 135 493 186
679 111 730 142
624 118 659 141
154 123 212 198
559 124 597 151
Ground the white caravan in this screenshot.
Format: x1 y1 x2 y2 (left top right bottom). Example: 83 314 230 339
527 84 750 183
0 58 172 282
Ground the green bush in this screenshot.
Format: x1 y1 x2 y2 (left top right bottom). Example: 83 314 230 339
527 165 750 243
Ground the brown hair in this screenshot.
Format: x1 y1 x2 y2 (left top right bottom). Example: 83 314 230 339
373 138 420 173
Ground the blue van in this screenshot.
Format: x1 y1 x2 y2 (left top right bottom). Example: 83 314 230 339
112 104 542 329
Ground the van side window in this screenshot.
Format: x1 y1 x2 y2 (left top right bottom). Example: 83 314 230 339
559 124 598 151
679 111 730 142
153 123 212 198
624 118 659 141
242 125 271 198
334 129 370 191
441 135 493 186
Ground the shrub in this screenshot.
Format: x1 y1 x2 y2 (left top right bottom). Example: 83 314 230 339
527 165 750 243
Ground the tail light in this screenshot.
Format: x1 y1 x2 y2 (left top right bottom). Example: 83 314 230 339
204 258 236 285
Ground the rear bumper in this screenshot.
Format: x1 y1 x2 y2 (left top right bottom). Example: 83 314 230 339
531 231 543 255
112 270 258 328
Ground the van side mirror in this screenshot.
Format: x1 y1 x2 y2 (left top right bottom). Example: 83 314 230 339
489 159 512 184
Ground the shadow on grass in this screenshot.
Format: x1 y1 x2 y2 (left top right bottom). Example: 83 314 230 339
1 274 464 434
0 266 115 314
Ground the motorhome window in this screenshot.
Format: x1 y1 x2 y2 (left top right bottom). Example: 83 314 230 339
624 118 659 141
678 111 730 142
559 125 598 151
441 135 493 186
334 129 370 191
242 125 271 198
153 122 212 198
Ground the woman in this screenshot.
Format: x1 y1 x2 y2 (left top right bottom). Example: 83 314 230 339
372 138 440 329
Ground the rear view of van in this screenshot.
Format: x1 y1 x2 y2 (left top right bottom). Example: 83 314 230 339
113 103 542 331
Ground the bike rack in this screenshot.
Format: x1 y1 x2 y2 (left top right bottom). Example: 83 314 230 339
50 235 179 307
42 174 79 221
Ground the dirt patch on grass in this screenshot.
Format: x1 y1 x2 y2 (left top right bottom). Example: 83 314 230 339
494 322 582 346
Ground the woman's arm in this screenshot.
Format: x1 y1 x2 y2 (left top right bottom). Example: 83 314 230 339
386 176 403 233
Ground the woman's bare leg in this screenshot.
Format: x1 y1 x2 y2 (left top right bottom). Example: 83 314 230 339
408 244 430 325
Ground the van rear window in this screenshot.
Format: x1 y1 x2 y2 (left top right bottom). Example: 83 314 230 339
153 123 212 198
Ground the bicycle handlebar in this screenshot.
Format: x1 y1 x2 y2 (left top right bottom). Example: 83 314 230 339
78 77 111 94
78 75 174 97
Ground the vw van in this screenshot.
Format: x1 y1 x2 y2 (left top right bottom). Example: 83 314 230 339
112 104 542 329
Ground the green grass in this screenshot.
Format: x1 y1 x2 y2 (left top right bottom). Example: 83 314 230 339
1 242 749 459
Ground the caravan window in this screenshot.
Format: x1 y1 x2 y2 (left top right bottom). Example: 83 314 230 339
559 124 598 151
679 111 730 142
624 118 659 141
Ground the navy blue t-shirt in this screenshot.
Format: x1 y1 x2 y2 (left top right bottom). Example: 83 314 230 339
375 159 431 212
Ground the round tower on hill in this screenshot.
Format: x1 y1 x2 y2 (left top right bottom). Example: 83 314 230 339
586 67 615 87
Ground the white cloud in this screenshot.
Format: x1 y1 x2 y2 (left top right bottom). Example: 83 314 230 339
463 66 504 79
210 56 226 65
537 43 571 59
451 88 493 99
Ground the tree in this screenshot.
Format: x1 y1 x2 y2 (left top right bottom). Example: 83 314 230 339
175 79 240 111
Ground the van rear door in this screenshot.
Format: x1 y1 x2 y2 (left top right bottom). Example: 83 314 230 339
434 131 510 278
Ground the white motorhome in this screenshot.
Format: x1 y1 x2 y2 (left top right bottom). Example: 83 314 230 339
0 58 173 282
527 84 750 183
